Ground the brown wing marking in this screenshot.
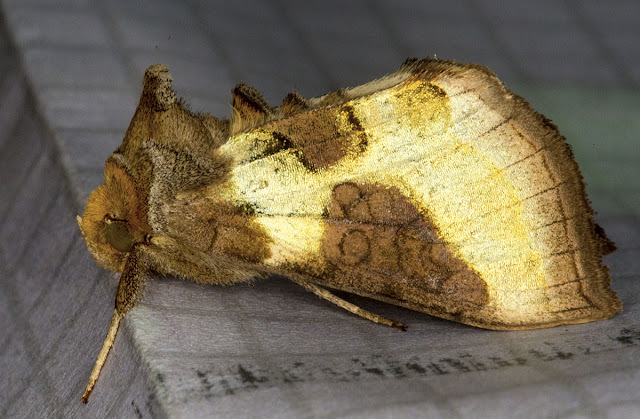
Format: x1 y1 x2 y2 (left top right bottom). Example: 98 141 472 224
320 182 489 308
256 103 368 171
166 199 272 265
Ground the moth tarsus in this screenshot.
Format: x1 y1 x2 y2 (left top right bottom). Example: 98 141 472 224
77 59 620 402
392 322 408 332
290 276 408 331
81 310 124 403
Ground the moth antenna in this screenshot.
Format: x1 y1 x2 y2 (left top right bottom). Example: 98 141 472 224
291 277 407 331
82 310 124 403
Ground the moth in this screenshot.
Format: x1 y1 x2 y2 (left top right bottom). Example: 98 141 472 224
77 59 621 402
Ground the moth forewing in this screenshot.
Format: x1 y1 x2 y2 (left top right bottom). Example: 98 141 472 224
78 60 620 402
221 62 620 329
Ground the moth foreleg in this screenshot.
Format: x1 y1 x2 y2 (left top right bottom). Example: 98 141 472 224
82 247 149 403
290 277 407 331
81 309 123 403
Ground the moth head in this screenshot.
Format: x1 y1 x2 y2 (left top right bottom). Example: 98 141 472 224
78 157 150 272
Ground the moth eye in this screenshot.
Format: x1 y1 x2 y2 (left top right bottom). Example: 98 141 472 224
104 219 134 253
106 213 126 222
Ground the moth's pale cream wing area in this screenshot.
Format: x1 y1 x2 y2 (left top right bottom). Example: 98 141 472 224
215 60 620 330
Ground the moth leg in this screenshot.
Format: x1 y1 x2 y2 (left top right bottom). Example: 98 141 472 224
81 310 123 403
82 249 148 403
291 278 407 331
